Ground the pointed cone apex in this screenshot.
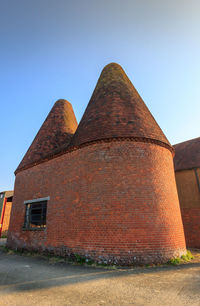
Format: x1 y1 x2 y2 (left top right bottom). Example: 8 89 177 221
16 99 78 172
70 63 171 148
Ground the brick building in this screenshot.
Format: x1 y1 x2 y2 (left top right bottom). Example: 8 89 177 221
7 63 186 265
174 137 200 248
0 190 13 237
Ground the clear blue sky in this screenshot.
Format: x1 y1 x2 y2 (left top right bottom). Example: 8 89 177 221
0 0 200 191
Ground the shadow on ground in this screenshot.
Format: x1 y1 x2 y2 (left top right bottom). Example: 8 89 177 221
1 246 200 295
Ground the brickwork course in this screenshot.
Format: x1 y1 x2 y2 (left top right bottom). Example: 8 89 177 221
7 63 186 265
174 137 200 248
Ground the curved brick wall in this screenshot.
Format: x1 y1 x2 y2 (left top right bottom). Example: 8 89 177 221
8 141 186 264
175 168 200 248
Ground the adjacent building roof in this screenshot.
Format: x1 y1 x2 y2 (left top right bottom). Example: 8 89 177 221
174 137 200 171
5 191 14 198
0 191 13 198
16 99 78 173
69 63 171 148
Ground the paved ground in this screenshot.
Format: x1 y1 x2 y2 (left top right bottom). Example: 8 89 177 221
1 246 200 305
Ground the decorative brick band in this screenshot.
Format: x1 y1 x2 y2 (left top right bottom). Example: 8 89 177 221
15 137 174 175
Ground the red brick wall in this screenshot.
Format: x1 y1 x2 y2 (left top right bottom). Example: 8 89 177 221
8 141 186 264
2 201 12 236
175 168 200 248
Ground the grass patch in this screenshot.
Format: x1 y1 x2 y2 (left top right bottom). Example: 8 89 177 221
168 250 194 265
74 254 95 265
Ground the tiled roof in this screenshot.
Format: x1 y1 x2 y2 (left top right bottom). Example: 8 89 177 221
16 99 78 173
5 191 14 198
69 63 171 148
174 137 200 171
0 191 13 198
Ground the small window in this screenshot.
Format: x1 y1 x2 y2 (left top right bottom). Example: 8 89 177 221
23 200 47 230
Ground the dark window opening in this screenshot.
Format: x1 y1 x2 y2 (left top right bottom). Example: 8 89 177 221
7 196 13 202
23 201 47 230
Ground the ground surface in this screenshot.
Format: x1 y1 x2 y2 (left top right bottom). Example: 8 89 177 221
1 241 200 306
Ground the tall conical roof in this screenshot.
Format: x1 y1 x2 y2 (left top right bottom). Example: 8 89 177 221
16 99 78 173
69 63 171 148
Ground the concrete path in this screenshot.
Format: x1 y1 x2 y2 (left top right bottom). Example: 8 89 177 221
0 250 200 306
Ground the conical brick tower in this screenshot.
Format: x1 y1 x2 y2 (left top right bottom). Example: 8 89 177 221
67 63 186 264
16 99 78 173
